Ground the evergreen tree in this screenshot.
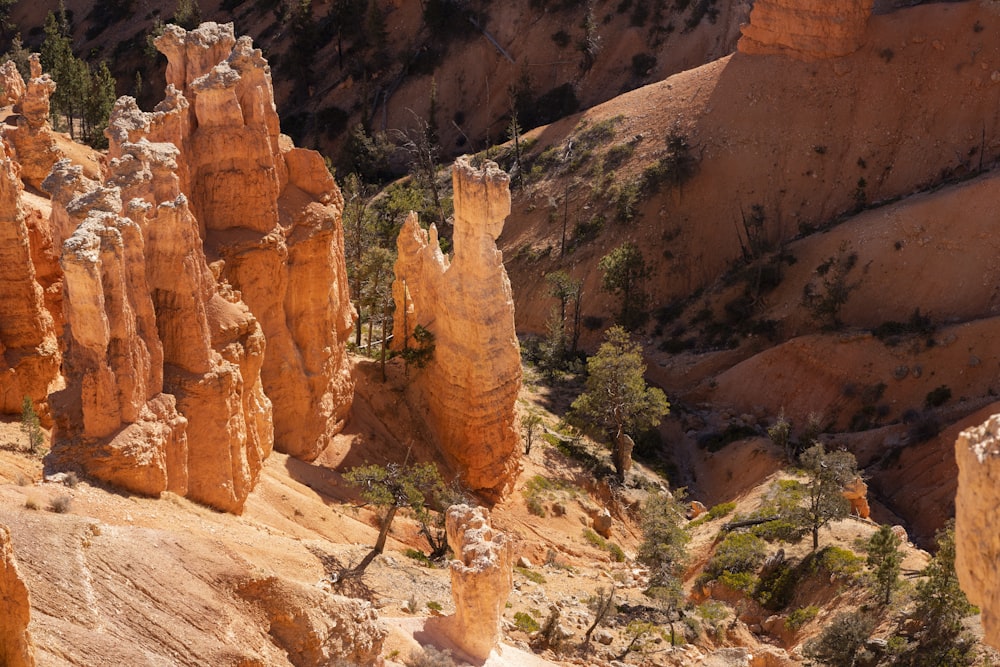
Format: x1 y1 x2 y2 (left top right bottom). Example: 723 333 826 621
599 241 650 330
867 524 902 606
570 326 669 480
798 443 858 551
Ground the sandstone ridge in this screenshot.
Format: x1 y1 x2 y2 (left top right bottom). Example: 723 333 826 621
392 157 522 500
738 0 874 60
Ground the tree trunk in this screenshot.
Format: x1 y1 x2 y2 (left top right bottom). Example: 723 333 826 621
812 525 819 552
380 293 390 381
373 505 397 555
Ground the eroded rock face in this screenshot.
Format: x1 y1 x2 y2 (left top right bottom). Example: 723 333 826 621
738 0 874 61
443 505 513 660
5 55 62 189
44 139 273 512
0 137 59 417
116 22 355 461
236 575 386 666
842 477 870 519
392 157 521 499
0 524 36 667
0 61 26 107
955 414 1000 649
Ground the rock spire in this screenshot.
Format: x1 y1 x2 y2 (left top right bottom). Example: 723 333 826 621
392 157 521 500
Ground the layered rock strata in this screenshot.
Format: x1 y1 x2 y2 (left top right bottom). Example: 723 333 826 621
955 415 1000 649
738 0 874 61
103 22 353 460
0 137 59 417
5 55 62 189
0 524 36 667
443 505 513 660
392 157 521 499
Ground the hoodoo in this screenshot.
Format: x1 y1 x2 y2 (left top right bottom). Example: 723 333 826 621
392 157 522 500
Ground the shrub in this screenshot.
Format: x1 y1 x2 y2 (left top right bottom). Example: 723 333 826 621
24 497 39 510
514 611 541 632
516 566 546 585
785 605 819 631
718 570 757 593
631 52 657 77
706 532 767 579
405 548 434 566
407 645 458 667
756 562 797 610
816 545 863 580
50 495 72 513
803 611 874 667
925 385 952 408
426 600 443 612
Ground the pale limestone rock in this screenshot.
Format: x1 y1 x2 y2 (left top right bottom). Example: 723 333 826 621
443 505 513 660
0 138 60 417
738 0 874 61
5 54 61 189
842 477 870 519
0 60 25 107
0 525 35 667
955 414 1000 649
392 157 521 499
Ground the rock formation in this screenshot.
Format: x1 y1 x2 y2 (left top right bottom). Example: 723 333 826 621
955 415 1000 649
44 133 274 512
5 55 62 189
103 22 354 461
442 505 513 660
35 22 354 510
0 136 59 417
842 477 870 519
737 0 873 61
236 575 386 666
0 61 26 107
0 524 36 667
392 157 521 499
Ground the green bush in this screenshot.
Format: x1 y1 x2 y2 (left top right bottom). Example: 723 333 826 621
705 532 766 579
514 611 540 632
756 562 797 610
816 545 863 580
718 570 757 593
785 605 819 631
516 566 546 585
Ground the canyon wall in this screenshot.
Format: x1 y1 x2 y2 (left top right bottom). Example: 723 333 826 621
738 0 874 60
392 157 521 500
955 415 1000 649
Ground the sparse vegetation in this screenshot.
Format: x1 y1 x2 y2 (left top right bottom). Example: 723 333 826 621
21 397 44 456
599 241 651 329
50 494 72 513
867 524 903 605
802 241 863 329
514 610 541 632
925 385 952 409
785 605 819 631
803 611 874 667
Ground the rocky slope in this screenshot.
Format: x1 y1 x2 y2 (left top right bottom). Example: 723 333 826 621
498 0 1000 546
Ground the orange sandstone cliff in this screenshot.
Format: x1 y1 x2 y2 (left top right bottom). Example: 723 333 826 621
5 55 62 190
738 0 874 60
136 23 354 461
392 157 522 500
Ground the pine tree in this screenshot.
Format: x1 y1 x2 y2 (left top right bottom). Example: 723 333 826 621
867 524 902 605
